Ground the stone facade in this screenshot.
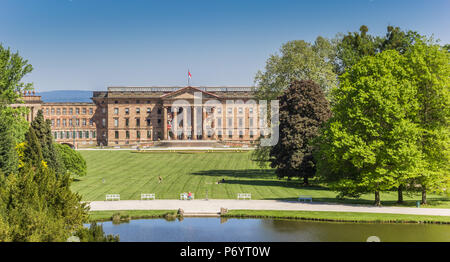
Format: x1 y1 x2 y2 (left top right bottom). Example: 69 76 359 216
15 86 263 147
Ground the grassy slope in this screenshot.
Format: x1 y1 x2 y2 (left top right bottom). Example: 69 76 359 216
72 150 449 208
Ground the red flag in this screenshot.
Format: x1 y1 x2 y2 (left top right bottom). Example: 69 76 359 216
188 71 192 79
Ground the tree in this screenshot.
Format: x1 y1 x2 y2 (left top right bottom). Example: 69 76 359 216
255 37 337 101
0 115 19 175
30 110 64 174
404 38 450 204
316 50 422 206
0 44 33 104
269 80 331 184
75 222 119 242
55 143 87 177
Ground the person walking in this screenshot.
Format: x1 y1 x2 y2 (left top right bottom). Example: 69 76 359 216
188 192 192 200
158 176 162 184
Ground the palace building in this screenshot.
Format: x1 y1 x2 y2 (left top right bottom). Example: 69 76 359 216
15 86 263 148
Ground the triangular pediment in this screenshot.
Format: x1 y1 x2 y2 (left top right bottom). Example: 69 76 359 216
161 86 220 100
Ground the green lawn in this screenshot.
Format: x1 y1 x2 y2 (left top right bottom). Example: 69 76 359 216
72 150 449 208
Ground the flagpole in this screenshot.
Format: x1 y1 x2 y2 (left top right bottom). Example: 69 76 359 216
188 69 190 87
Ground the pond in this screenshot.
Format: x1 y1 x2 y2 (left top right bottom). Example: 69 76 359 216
89 217 450 242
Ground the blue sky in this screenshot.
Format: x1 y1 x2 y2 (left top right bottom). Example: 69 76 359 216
1 0 449 91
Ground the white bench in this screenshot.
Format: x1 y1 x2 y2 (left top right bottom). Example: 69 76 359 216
237 193 251 200
298 195 313 202
180 193 194 200
106 194 120 201
141 193 155 200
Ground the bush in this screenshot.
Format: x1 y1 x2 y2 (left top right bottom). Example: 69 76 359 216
54 143 87 177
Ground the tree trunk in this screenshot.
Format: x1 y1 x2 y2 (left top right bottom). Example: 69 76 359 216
303 176 309 185
421 188 427 205
397 185 404 204
374 191 381 206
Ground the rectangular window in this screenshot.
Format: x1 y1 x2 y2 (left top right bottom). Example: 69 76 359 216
238 107 243 114
60 131 64 139
63 119 67 126
249 118 253 127
72 131 76 138
82 108 86 114
46 108 49 115
147 130 151 139
114 118 118 127
85 131 89 138
114 108 119 114
57 119 60 126
239 118 243 128
228 130 233 138
137 131 140 139
146 118 151 126
66 131 70 138
228 118 232 127
217 107 222 114
89 108 93 114
125 108 129 115
126 131 130 139
76 119 80 126
115 131 119 139
89 119 93 126
76 108 80 114
57 108 61 115
82 118 86 126
249 107 253 114
69 108 73 115
102 118 106 128
93 131 96 138
136 108 140 114
227 108 232 114
54 132 58 139
217 118 222 127
147 108 151 113
63 108 67 115
69 119 73 126
136 118 140 127
79 131 83 139
51 108 55 115
239 130 243 138
125 118 129 127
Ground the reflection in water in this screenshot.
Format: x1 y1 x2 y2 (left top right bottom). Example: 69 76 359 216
90 218 450 242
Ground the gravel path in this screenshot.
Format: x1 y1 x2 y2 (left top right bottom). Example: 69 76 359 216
87 199 450 216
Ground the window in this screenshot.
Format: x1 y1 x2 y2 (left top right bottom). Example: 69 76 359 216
69 108 73 115
63 108 67 115
54 132 58 139
85 131 89 138
51 108 55 115
72 131 76 138
102 118 106 128
115 131 119 139
217 118 222 127
147 108 151 113
63 119 67 126
136 108 140 114
126 131 130 139
115 100 118 104
89 119 93 126
146 118 151 126
238 107 243 114
114 118 118 127
114 108 119 114
46 108 49 115
93 131 96 138
76 108 80 114
249 107 253 114
239 118 243 128
218 130 222 138
51 119 55 126
82 118 87 126
79 131 83 138
66 131 70 138
239 130 243 138
249 130 254 138
125 108 129 115
57 119 60 126
228 130 233 138
249 118 253 127
147 130 151 139
89 108 93 114
217 107 222 114
82 108 86 114
57 108 61 115
76 119 80 126
227 108 232 114
125 118 129 127
136 118 140 127
60 131 64 139
137 131 141 139
228 118 232 127
69 119 73 126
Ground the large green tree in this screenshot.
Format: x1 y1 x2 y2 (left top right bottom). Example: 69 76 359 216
0 44 33 104
269 80 331 184
30 110 64 174
316 50 422 206
404 38 450 204
55 143 87 177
